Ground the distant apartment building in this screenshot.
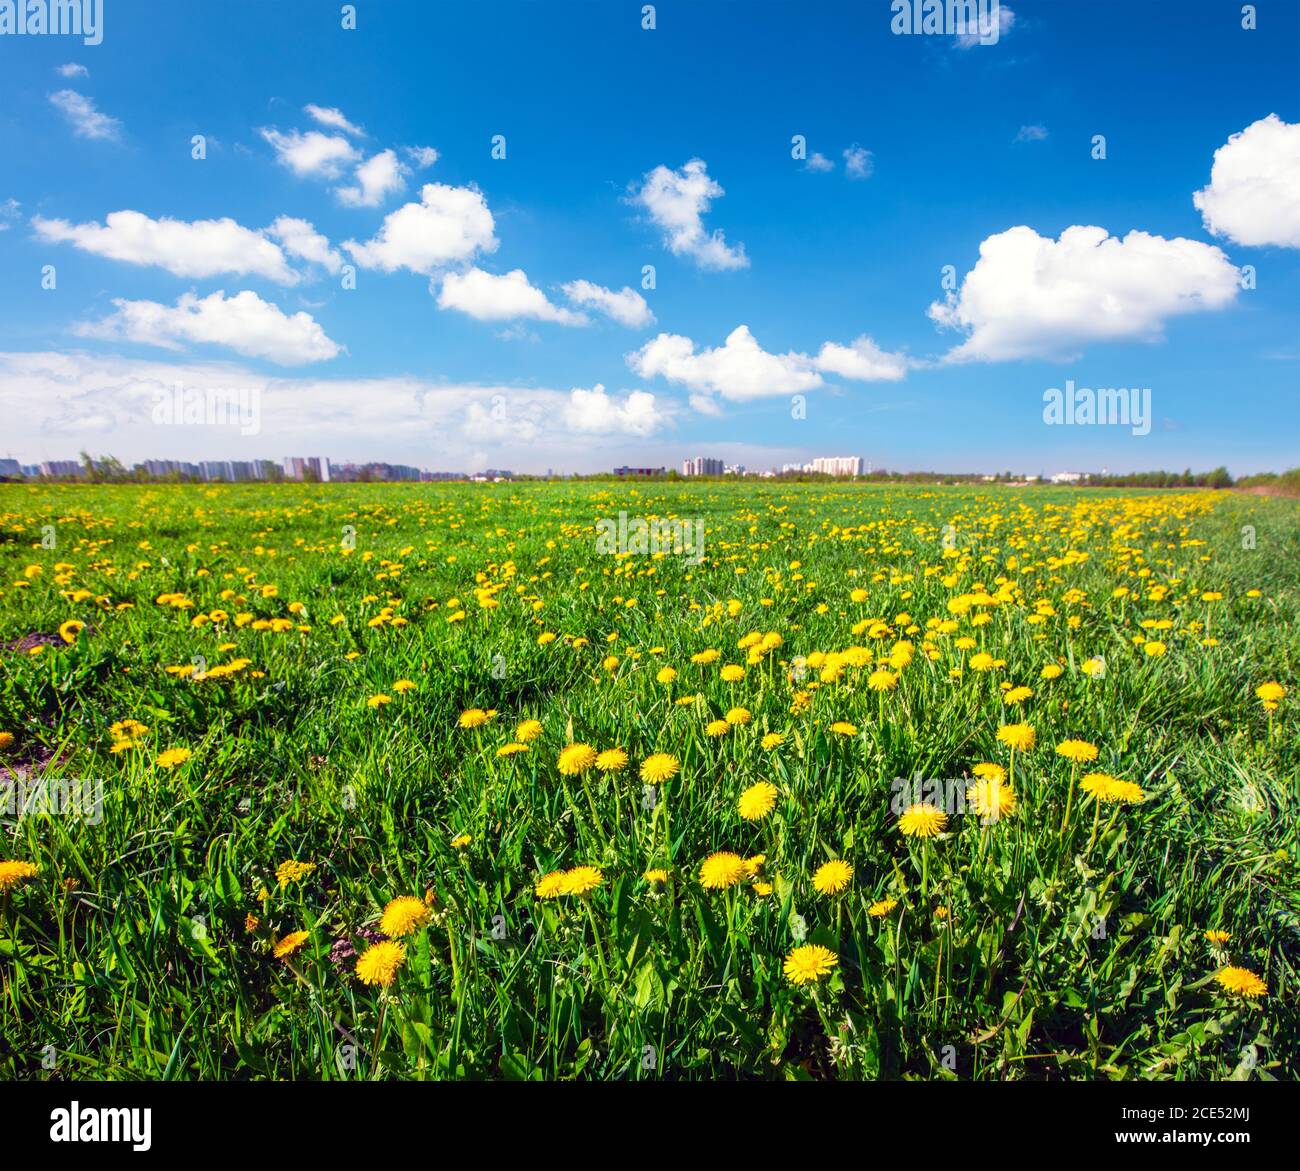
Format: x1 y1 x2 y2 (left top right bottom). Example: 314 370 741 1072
0 458 22 479
811 456 864 477
681 456 724 476
613 466 665 478
1050 471 1086 484
40 460 85 478
282 457 330 482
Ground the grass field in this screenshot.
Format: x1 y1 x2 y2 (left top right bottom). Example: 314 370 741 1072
0 480 1296 1080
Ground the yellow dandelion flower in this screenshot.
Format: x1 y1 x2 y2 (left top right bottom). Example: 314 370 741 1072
515 719 543 742
656 667 678 684
725 706 752 726
1055 738 1099 764
557 742 597 775
535 870 568 898
640 753 679 783
868 897 899 918
451 833 472 849
458 707 494 728
595 748 628 773
496 742 529 757
0 732 14 750
705 718 731 738
58 619 85 644
829 721 858 737
737 781 778 821
898 803 947 838
1214 966 1266 999
273 930 309 960
699 851 747 890
355 940 406 987
367 693 392 708
155 747 192 769
783 944 838 985
720 664 746 682
0 860 39 891
1255 681 1285 711
380 895 431 938
392 679 416 693
966 777 1017 821
561 866 604 896
644 868 670 885
997 723 1036 751
1205 929 1231 945
812 859 853 896
760 731 785 750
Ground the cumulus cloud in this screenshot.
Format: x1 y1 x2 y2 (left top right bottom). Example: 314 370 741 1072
75 290 342 365
405 145 439 168
1193 114 1300 249
1015 124 1048 143
805 152 835 173
628 325 822 401
631 158 748 270
843 144 874 179
266 216 343 275
33 210 301 284
815 336 908 381
0 198 19 231
343 183 497 273
437 268 586 325
336 148 408 207
49 90 121 140
563 385 662 436
0 352 678 465
303 104 365 137
57 63 89 78
260 127 360 178
928 225 1241 362
561 279 655 328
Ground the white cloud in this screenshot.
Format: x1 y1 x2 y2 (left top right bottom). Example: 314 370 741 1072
628 325 823 401
563 385 662 436
336 148 408 208
815 336 908 381
0 198 19 231
631 158 748 271
57 63 89 78
260 127 360 178
33 210 301 284
955 3 1015 47
344 183 498 273
405 145 439 168
303 104 365 137
1193 114 1300 249
0 352 678 466
928 225 1241 362
267 216 343 275
437 268 586 325
561 279 655 328
75 290 342 365
805 152 834 173
1015 124 1048 143
843 144 874 179
49 90 121 141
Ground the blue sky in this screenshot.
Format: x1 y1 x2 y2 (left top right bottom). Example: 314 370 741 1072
1 0 1297 475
